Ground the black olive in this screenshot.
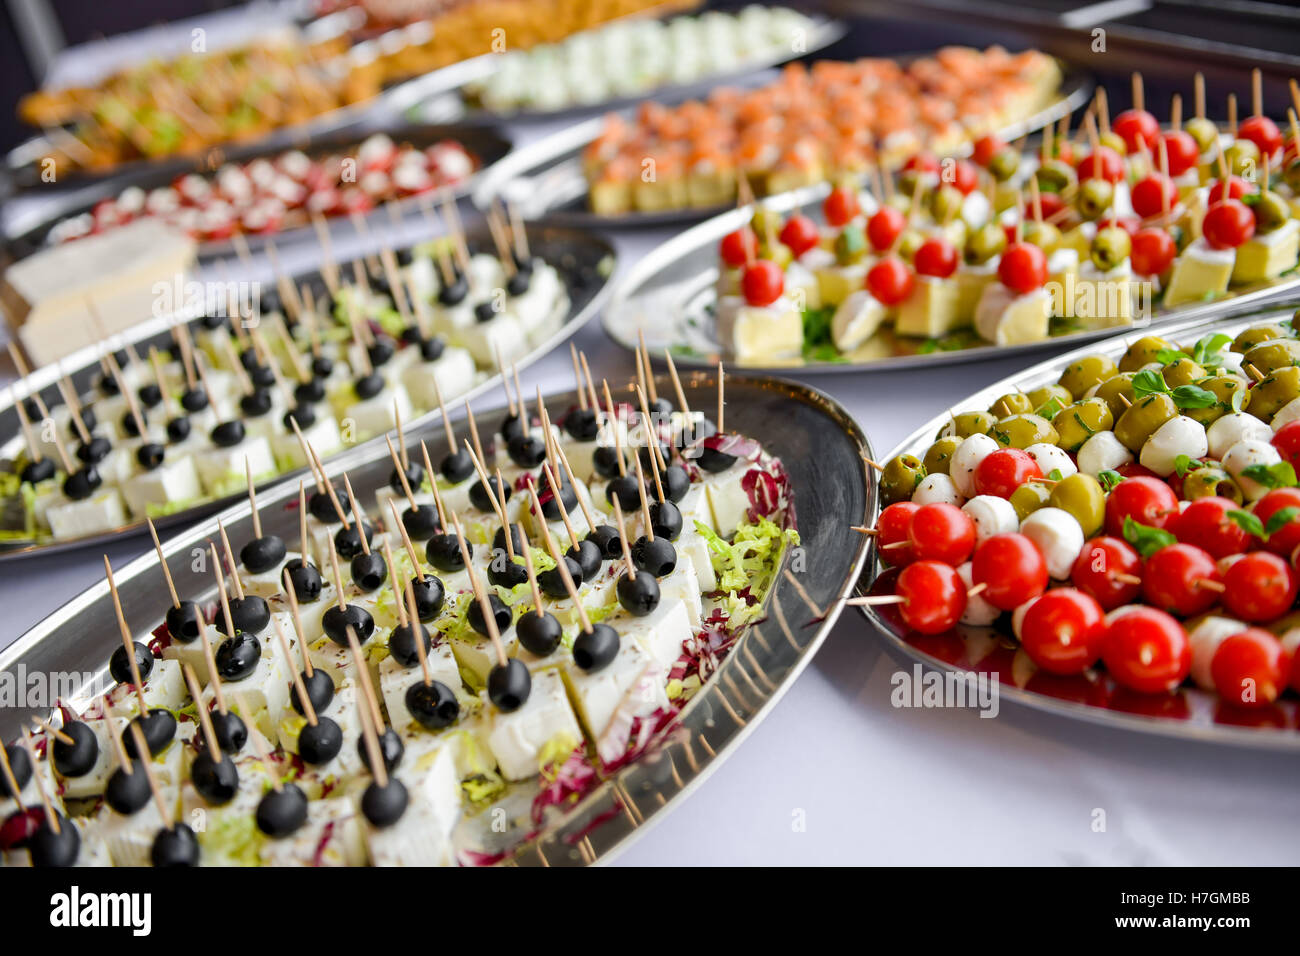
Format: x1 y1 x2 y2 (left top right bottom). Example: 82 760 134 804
698 446 737 473
573 623 620 672
290 669 335 718
211 420 245 448
517 610 563 656
400 325 424 346
440 448 475 484
638 443 672 474
357 727 403 775
492 524 526 556
259 290 282 316
499 412 525 443
567 538 604 583
678 416 717 447
350 551 388 592
0 743 32 797
361 778 408 827
211 709 247 755
294 377 326 406
120 411 144 439
215 631 262 681
298 715 342 765
308 488 349 523
22 397 41 420
468 592 512 637
419 336 445 362
649 396 674 418
487 551 528 588
513 253 534 275
20 458 55 485
52 722 99 777
389 461 424 494
151 823 199 866
506 271 531 296
256 782 309 837
191 750 239 805
538 554 583 599
165 601 203 643
565 408 599 441
239 348 262 373
321 603 374 646
241 535 287 575
617 571 661 616
284 558 324 603
648 499 683 540
605 474 645 511
63 466 101 501
29 814 80 867
353 373 385 401
388 621 432 668
661 465 690 503
401 505 440 541
96 372 119 396
109 641 154 685
487 658 531 712
240 388 273 418
219 595 270 636
425 533 468 573
632 536 677 578
438 275 468 305
138 383 162 409
469 475 510 513
123 708 176 759
539 477 578 522
311 355 334 379
507 432 547 468
406 680 458 729
180 388 208 413
200 313 227 330
592 445 622 479
75 436 111 464
104 762 151 815
334 520 374 560
135 442 165 470
166 416 191 444
474 301 497 324
285 403 317 430
367 336 396 369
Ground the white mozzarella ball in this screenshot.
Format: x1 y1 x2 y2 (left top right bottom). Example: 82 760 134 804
1217 351 1245 375
1222 439 1282 501
913 473 964 507
950 433 999 498
1271 396 1300 433
962 494 1019 544
1187 616 1247 690
1139 415 1208 477
1011 596 1040 639
956 562 999 626
1025 442 1076 479
1019 507 1085 580
1077 430 1133 477
1207 412 1271 460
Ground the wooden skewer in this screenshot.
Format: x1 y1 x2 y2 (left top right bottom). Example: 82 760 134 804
343 475 370 556
309 444 350 529
1131 72 1145 114
352 651 389 788
327 539 348 611
664 351 692 421
611 498 636 581
602 379 626 477
494 468 516 558
638 329 660 404
11 386 42 465
716 361 726 434
534 495 593 632
288 417 327 497
430 376 457 456
406 577 432 686
464 399 488 469
452 514 508 668
519 526 545 618
578 351 600 413
345 625 385 734
554 440 600 534
386 436 422 514
20 729 58 831
272 613 317 726
127 723 172 829
420 441 449 529
635 386 667 503
633 455 654 542
1252 68 1263 119
104 555 150 717
217 520 245 601
297 481 310 563
183 664 223 757
0 740 25 810
570 344 588 410
543 462 580 550
1194 72 1206 121
32 719 73 746
280 568 317 685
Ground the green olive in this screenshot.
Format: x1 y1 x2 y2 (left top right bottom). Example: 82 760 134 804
1058 354 1119 399
751 207 782 240
988 391 1034 418
1052 397 1114 452
880 453 926 505
834 223 868 265
896 229 927 263
1114 392 1178 452
898 169 932 201
1035 158 1076 194
1089 225 1132 272
988 146 1021 183
1119 335 1175 373
1243 338 1300 376
1225 138 1260 178
1077 178 1114 221
1048 473 1105 538
929 184 965 224
964 222 1007 266
1183 117 1218 154
1092 372 1138 418
1022 219 1061 254
923 437 962 476
992 413 1059 449
1232 323 1293 353
1161 357 1206 388
1184 375 1248 427
1245 365 1300 422
1182 465 1243 504
1009 482 1051 521
1098 130 1128 156
1027 383 1073 413
940 410 996 439
1254 191 1292 233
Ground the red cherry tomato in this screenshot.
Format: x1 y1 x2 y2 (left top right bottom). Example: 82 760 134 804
1130 227 1177 277
1222 551 1298 622
1206 176 1254 204
1171 496 1256 559
1130 174 1177 219
1238 115 1284 162
1116 462 1159 481
720 227 758 267
1142 543 1222 617
1113 108 1160 153
1212 628 1288 708
972 134 1005 167
866 256 915 306
778 214 820 256
1102 607 1190 694
1202 200 1256 250
1035 192 1067 221
740 260 784 307
1074 146 1124 183
903 151 940 175
997 242 1048 294
1020 588 1106 674
1251 488 1300 557
907 502 976 566
1070 536 1142 610
948 159 978 195
971 533 1048 611
877 501 919 567
866 205 906 252
974 447 1043 499
913 237 959 279
895 560 966 635
822 186 861 228
1271 419 1300 471
1104 476 1179 537
1160 129 1200 177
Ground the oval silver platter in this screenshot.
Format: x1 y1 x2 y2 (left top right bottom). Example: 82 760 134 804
470 63 1094 229
0 222 616 561
3 123 514 263
404 15 848 127
602 187 1300 374
859 305 1300 751
0 371 875 865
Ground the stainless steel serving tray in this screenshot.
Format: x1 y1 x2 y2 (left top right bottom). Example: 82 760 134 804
0 222 616 561
858 305 1300 751
602 187 1300 374
404 15 848 127
0 372 875 866
470 63 1094 229
3 123 514 263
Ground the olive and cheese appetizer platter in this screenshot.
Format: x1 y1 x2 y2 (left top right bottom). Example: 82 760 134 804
0 214 615 559
856 308 1300 748
0 357 872 866
605 71 1300 372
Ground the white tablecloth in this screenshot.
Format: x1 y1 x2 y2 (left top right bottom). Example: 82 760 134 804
4 35 1299 868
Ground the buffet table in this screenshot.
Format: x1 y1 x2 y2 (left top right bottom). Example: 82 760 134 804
2 10 1298 868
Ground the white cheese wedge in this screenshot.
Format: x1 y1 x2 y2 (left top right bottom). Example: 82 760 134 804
46 488 128 539
120 456 203 518
482 668 582 781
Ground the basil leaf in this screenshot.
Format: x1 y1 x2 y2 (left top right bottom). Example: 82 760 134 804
1035 396 1065 420
1154 347 1189 366
1173 454 1195 477
1191 332 1233 366
1097 469 1123 492
1048 468 1064 482
1242 461 1298 489
1227 509 1267 539
1264 506 1300 536
1122 515 1177 559
1170 384 1218 410
1131 369 1170 399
